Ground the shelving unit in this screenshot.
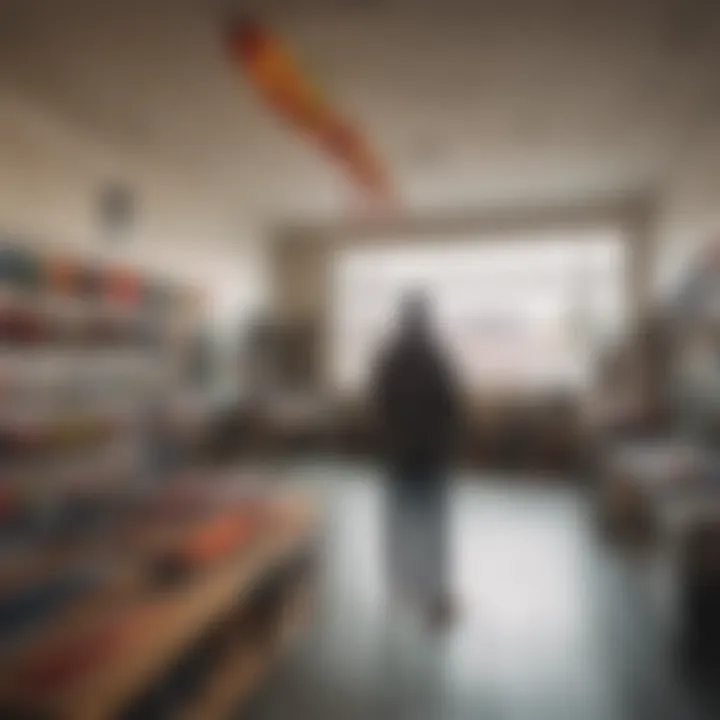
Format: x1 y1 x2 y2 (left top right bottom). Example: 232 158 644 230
0 241 319 718
0 501 317 719
591 240 720 657
0 240 202 527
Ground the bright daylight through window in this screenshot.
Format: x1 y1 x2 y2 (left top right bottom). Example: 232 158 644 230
331 230 627 393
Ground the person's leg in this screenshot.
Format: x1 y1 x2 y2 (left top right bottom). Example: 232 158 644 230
385 464 415 607
416 477 455 627
385 459 456 626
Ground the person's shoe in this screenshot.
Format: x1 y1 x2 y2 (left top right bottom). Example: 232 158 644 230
427 595 458 630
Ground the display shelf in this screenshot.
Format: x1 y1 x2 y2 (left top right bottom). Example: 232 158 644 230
0 239 312 720
0 502 317 719
0 243 198 315
0 238 204 529
178 574 313 720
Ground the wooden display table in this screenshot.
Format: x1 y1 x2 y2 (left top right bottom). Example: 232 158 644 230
0 502 317 719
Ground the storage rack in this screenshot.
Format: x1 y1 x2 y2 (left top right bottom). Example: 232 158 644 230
0 240 319 718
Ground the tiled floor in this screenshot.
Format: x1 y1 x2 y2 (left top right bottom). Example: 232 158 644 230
245 462 720 720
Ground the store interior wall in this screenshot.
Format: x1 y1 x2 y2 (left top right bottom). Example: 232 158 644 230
2 74 718 401
0 85 269 395
267 197 656 394
266 107 720 397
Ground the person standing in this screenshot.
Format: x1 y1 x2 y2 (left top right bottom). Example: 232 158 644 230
371 291 461 626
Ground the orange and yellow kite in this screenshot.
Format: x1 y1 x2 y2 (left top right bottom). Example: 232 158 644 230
226 18 394 205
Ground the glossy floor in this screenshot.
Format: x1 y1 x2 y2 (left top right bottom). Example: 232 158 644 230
246 463 720 720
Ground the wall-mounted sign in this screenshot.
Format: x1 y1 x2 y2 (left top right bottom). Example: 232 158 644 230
99 183 134 243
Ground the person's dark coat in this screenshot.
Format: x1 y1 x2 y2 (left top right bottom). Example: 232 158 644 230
371 330 460 471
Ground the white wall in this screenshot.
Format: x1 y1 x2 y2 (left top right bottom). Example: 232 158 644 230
0 86 267 323
654 121 720 297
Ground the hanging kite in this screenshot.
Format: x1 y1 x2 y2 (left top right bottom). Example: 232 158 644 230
226 17 394 204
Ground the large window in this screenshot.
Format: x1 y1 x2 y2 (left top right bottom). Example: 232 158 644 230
330 230 626 393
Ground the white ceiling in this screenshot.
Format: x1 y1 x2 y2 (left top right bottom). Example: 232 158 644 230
0 0 719 224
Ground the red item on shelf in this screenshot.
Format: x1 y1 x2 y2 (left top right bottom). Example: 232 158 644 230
157 510 260 574
45 257 79 296
185 513 257 565
0 305 48 345
107 270 141 306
